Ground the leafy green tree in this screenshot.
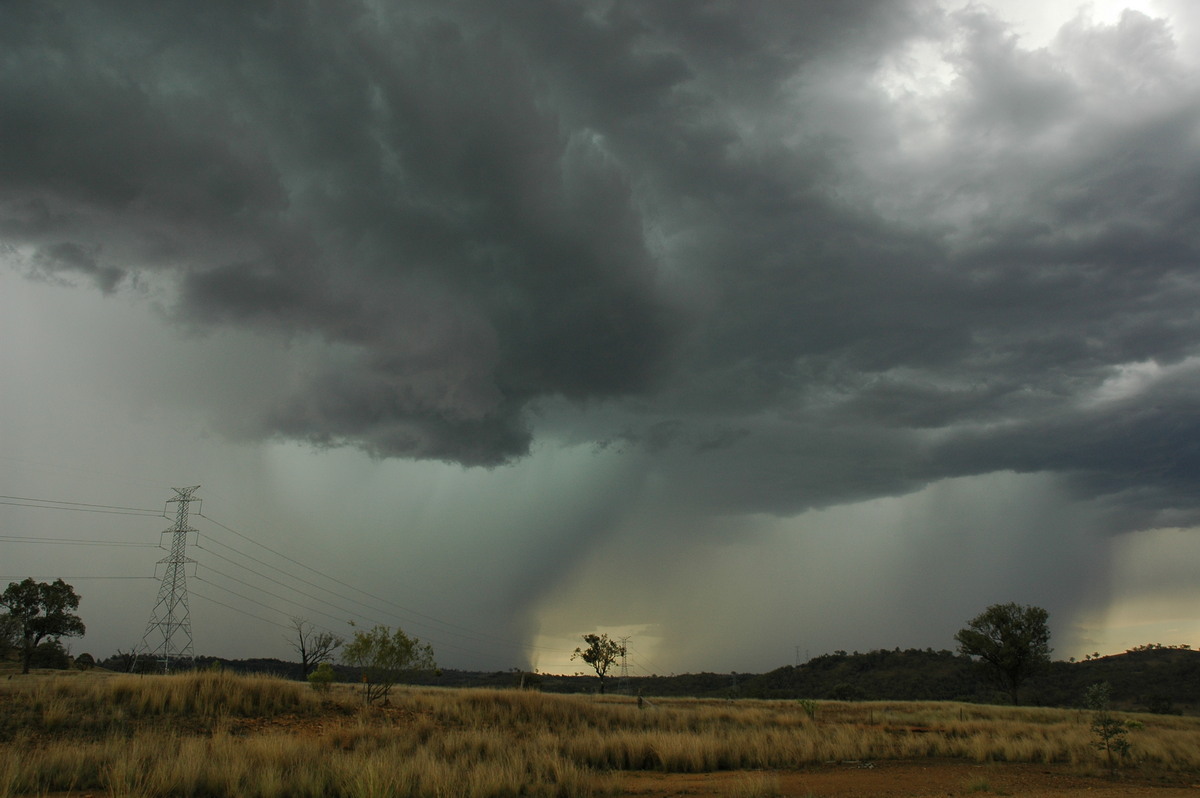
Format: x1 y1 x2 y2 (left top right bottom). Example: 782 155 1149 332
342 625 436 705
955 602 1051 705
0 578 86 674
572 633 625 694
1086 681 1134 771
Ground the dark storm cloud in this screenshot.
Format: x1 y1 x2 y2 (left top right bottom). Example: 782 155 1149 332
0 0 683 464
4 1 1200 522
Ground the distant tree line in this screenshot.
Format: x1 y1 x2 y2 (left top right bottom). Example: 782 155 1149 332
6 584 1195 714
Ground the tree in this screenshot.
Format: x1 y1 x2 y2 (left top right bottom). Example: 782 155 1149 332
0 612 19 661
342 625 436 705
0 578 86 674
572 633 625 694
29 639 71 669
103 649 136 674
288 617 344 678
307 661 336 693
955 602 1051 705
1086 681 1134 772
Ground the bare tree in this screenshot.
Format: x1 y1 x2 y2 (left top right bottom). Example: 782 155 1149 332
288 617 344 677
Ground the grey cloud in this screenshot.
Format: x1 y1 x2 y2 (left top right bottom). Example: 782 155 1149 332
4 0 1200 520
32 241 125 292
0 0 682 465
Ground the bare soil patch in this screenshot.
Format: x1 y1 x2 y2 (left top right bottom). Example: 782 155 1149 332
619 760 1200 797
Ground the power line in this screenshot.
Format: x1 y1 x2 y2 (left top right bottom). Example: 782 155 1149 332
198 511 561 655
196 561 364 628
1 487 573 665
191 572 497 659
199 512 477 632
0 493 165 514
189 585 294 631
191 551 530 660
0 575 156 580
193 537 390 623
0 498 166 518
195 532 398 623
0 534 160 548
194 528 532 652
627 652 666 678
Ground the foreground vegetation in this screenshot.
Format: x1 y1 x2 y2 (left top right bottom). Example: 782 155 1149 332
3 669 1200 797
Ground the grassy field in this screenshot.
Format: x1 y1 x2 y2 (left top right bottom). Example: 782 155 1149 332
2 668 1199 797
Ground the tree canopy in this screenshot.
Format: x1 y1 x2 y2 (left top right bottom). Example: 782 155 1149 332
955 602 1051 705
342 625 436 704
572 633 626 694
0 578 86 674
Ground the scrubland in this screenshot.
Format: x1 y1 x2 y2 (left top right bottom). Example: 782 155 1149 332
2 669 1199 797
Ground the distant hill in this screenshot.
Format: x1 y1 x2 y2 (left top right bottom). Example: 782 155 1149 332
96 646 1200 713
1035 648 1200 713
739 647 1200 712
741 648 982 703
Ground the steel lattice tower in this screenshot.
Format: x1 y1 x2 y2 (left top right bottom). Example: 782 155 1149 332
136 486 200 672
618 636 631 693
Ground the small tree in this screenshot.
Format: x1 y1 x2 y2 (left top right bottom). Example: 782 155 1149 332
572 633 625 694
0 578 86 674
342 625 435 705
1086 682 1135 772
288 617 344 678
955 602 1051 705
104 649 136 674
307 661 336 693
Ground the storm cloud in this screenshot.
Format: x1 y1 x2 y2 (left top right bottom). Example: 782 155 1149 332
4 1 1200 668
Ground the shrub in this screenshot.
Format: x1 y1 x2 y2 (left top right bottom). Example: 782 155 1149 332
1086 682 1133 771
343 625 436 705
308 662 335 693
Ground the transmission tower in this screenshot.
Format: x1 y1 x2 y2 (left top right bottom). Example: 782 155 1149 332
136 486 200 672
617 636 631 693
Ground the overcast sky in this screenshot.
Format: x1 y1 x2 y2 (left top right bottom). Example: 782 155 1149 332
4 0 1200 675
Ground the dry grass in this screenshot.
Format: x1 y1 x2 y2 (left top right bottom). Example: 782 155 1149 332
1 672 1199 797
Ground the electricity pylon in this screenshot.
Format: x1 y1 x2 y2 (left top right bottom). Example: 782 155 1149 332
136 486 200 672
617 636 631 694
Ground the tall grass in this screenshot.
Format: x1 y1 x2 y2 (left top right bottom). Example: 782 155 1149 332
2 672 1199 797
1 669 323 740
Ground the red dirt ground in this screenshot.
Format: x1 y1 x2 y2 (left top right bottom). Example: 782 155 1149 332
619 760 1200 797
33 761 1200 798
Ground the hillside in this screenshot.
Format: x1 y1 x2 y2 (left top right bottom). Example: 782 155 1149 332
740 647 1200 712
107 646 1200 713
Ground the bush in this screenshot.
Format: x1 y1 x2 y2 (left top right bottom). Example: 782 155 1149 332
343 625 436 705
29 640 71 669
830 682 865 701
308 662 335 693
1086 682 1133 771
